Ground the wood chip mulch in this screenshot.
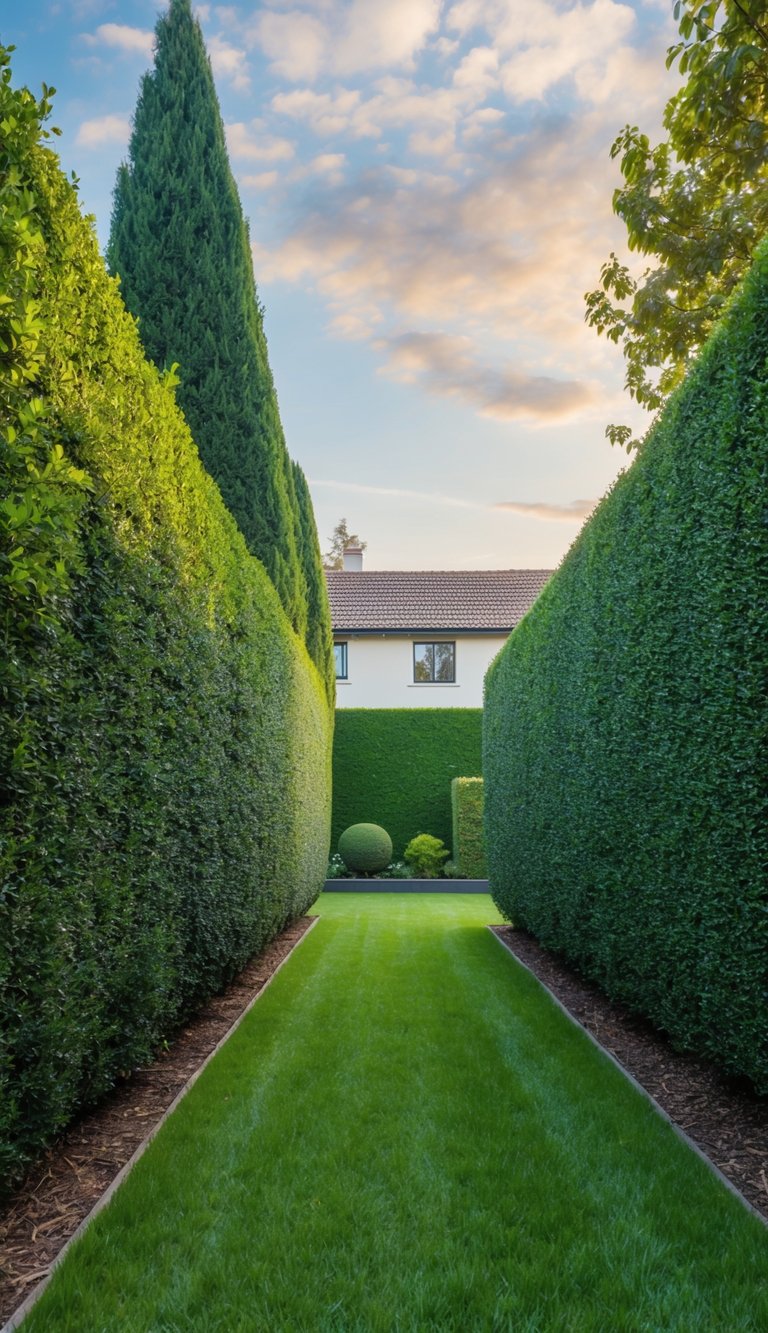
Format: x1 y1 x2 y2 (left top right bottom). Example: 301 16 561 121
492 925 768 1224
0 916 315 1327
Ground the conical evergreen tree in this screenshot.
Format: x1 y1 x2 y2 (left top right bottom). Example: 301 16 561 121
292 461 334 695
108 0 310 640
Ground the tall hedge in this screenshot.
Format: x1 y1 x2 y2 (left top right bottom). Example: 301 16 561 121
484 238 768 1091
0 52 332 1189
107 0 332 692
332 710 482 856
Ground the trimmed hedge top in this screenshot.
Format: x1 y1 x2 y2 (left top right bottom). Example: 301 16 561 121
484 233 768 1092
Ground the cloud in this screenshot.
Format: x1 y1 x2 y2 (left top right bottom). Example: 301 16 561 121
310 478 596 520
252 10 328 82
252 0 441 82
241 0 676 431
82 23 154 57
334 0 441 75
453 45 499 95
271 74 489 150
447 0 637 104
225 120 295 162
379 333 595 421
494 499 597 521
207 34 250 90
240 171 280 191
310 478 484 510
75 113 131 147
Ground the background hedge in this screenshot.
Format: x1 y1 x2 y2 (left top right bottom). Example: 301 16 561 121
451 779 487 878
331 709 482 857
484 238 768 1092
0 56 333 1190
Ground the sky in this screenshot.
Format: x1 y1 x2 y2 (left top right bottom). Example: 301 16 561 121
2 0 681 570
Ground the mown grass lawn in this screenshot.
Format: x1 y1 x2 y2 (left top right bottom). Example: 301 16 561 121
25 893 768 1332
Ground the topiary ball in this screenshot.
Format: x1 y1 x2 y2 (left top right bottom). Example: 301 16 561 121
338 823 393 875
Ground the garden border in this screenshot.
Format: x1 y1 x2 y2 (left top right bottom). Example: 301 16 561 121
323 879 489 893
489 927 766 1227
1 917 320 1333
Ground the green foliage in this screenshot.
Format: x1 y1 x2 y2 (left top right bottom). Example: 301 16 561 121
338 823 393 875
585 0 768 452
0 48 333 1191
403 834 449 879
106 0 331 689
487 237 768 1092
451 778 487 879
332 709 483 856
292 461 334 699
324 516 367 570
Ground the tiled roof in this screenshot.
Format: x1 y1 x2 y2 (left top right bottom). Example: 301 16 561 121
325 569 553 632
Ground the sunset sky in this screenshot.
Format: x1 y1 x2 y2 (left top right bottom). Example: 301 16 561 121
3 0 680 569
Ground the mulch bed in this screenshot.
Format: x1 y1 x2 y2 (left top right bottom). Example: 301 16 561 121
0 916 314 1327
493 925 768 1223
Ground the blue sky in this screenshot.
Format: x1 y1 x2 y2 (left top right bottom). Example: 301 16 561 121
2 0 679 569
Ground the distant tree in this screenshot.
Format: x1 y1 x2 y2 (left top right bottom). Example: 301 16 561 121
585 0 768 452
324 518 367 570
107 0 307 633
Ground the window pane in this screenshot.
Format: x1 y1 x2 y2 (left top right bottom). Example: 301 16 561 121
414 643 434 681
334 643 347 679
434 642 455 682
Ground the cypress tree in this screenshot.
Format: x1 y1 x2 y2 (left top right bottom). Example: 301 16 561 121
108 0 307 635
292 461 334 695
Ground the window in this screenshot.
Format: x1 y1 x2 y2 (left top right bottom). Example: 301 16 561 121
334 642 348 680
413 641 455 683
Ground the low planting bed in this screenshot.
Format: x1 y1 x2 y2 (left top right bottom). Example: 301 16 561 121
323 878 489 893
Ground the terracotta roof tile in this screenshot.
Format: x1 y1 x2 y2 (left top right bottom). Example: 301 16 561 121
325 569 552 631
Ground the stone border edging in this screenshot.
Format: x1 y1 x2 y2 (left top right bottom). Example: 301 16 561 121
323 879 489 893
1 916 320 1333
488 927 766 1228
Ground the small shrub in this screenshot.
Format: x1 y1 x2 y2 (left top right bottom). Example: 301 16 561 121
383 860 410 879
404 834 449 879
326 854 350 880
338 823 393 874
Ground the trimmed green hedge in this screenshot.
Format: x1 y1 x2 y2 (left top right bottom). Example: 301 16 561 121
451 778 487 878
484 239 768 1092
332 710 482 857
0 56 332 1188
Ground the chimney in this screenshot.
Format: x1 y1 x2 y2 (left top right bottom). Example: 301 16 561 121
343 545 364 572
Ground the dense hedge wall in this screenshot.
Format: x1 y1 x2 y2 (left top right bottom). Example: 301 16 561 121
331 710 482 857
0 57 332 1188
484 239 768 1091
451 779 487 878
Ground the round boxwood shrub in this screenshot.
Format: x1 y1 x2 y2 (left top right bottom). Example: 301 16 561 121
338 823 393 874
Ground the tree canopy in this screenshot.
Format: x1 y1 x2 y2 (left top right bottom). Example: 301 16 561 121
585 0 768 451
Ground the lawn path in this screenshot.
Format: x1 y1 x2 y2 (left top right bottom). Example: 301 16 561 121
23 894 768 1332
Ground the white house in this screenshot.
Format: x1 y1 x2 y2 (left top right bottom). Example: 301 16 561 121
326 549 552 708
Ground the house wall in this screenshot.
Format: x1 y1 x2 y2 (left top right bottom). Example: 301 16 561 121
334 634 508 708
